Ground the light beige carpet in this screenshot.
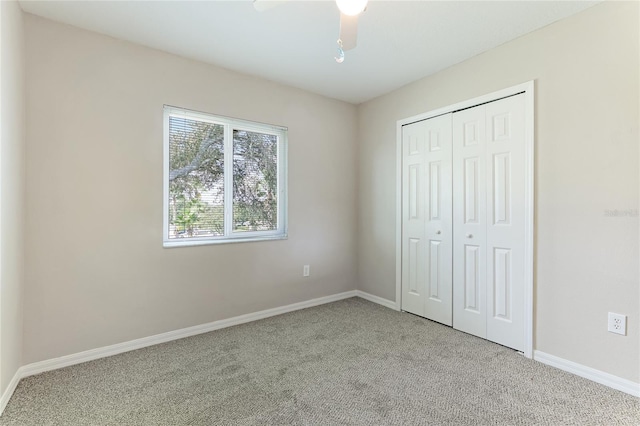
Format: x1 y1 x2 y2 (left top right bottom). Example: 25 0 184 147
1 298 638 425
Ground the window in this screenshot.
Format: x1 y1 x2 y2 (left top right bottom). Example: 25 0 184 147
163 106 287 247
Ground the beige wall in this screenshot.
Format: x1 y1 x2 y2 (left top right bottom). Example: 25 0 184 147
23 15 358 364
0 0 25 394
357 1 639 382
19 1 640 386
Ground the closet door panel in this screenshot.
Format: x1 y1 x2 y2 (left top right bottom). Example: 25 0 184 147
485 95 526 351
401 114 453 324
423 114 453 326
401 123 427 316
453 106 487 338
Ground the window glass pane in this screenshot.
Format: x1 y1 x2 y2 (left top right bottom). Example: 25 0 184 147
233 129 278 232
168 116 225 239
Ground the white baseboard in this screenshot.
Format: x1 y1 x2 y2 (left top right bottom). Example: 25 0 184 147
534 350 640 397
6 293 635 416
0 368 23 416
1 289 391 415
20 290 358 379
355 290 399 311
0 290 357 416
0 288 382 418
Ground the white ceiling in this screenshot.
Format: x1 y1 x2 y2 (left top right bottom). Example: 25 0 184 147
19 0 600 104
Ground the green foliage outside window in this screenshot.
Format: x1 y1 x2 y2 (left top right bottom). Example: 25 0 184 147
168 115 279 239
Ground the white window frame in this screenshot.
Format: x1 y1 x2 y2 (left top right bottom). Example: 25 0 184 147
163 105 288 247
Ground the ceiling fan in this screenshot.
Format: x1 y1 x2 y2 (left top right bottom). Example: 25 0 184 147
253 0 368 63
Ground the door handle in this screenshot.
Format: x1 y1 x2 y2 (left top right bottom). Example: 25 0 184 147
466 233 473 238
436 230 441 235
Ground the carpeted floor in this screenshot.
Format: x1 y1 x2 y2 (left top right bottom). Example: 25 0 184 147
1 297 638 425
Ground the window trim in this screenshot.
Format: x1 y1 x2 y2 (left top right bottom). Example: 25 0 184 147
163 105 288 247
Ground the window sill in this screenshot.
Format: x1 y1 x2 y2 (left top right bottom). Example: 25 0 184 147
163 233 288 248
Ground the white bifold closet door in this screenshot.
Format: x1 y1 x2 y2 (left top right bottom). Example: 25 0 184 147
452 94 526 352
401 113 453 326
401 94 526 352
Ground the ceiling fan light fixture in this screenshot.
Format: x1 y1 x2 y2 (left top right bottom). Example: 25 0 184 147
335 0 368 16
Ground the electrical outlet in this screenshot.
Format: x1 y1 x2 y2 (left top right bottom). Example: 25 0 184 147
607 312 626 336
303 265 310 277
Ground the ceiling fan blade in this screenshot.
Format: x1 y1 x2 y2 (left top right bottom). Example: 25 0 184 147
253 0 288 12
339 13 359 51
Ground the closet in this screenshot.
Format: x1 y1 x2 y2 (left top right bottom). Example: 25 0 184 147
401 93 527 352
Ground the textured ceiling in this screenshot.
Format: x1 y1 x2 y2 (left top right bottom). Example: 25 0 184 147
19 0 600 104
